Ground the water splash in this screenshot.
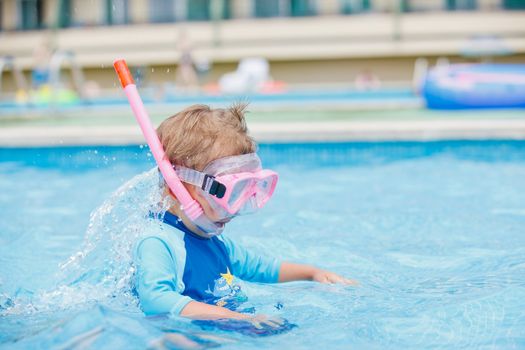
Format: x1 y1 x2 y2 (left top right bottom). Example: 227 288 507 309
2 168 172 315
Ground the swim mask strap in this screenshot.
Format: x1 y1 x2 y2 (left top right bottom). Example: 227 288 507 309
113 59 223 237
175 166 227 199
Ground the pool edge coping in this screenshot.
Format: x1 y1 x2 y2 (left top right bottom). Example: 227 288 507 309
1 119 525 147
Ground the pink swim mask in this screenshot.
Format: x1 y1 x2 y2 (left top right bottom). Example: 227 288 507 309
175 153 278 220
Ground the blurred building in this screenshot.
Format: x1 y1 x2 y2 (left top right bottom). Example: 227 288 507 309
0 0 524 92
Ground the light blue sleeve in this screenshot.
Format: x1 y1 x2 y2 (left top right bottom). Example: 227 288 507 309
220 235 281 283
134 237 193 316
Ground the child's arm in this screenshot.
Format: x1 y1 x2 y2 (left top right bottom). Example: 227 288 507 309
220 236 357 285
180 300 283 328
180 300 246 320
278 262 358 285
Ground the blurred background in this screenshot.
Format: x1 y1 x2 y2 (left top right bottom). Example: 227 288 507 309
0 0 524 143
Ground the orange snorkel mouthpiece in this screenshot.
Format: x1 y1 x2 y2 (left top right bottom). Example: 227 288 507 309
114 59 134 88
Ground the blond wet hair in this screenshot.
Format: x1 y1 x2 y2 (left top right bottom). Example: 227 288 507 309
156 103 256 171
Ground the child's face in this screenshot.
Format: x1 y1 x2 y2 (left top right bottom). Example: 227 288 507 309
167 153 277 235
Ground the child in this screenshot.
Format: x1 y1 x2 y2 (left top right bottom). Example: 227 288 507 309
134 104 356 328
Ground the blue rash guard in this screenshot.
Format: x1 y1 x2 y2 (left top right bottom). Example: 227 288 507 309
133 211 281 316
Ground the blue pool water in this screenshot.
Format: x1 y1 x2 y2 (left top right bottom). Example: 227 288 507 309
1 141 525 349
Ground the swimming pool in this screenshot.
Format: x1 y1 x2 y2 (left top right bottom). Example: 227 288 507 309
1 141 524 349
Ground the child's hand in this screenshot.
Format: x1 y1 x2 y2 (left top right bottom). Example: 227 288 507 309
247 314 284 329
311 268 358 286
279 262 359 285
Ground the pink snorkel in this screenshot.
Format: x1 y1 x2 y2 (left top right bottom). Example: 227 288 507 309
113 59 203 221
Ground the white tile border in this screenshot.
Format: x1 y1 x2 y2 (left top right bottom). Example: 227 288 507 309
1 119 525 147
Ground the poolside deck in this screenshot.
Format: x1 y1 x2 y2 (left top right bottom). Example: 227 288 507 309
1 108 524 146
